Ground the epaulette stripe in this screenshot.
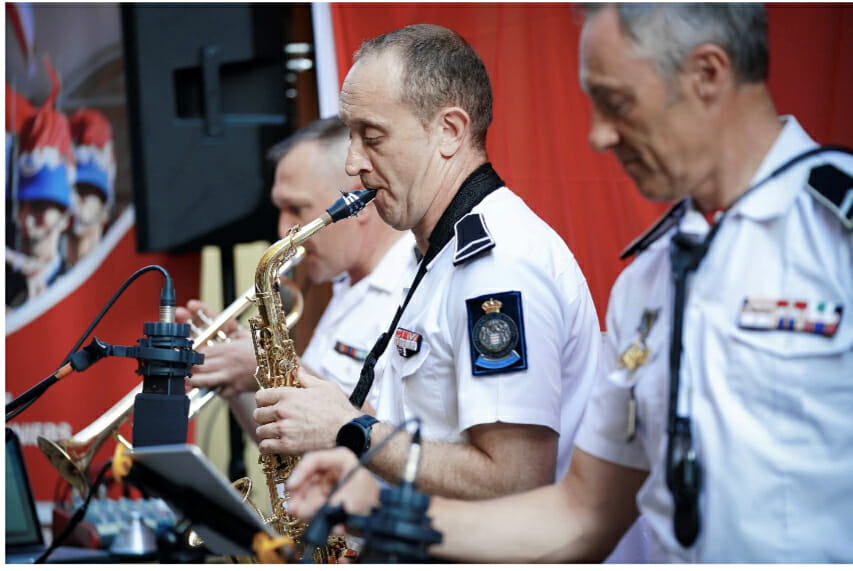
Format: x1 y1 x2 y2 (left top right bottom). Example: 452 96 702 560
620 199 688 260
453 213 495 266
806 163 853 231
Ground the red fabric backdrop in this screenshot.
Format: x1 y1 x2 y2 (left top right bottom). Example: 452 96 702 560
330 3 853 322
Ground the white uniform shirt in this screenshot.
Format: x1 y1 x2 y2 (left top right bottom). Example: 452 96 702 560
302 234 418 408
375 187 601 479
575 117 853 562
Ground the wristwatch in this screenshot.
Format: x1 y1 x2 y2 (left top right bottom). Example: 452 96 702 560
335 415 379 458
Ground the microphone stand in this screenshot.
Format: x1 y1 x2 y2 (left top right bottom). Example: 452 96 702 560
310 428 442 563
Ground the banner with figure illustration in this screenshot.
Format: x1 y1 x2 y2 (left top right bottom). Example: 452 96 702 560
5 3 200 502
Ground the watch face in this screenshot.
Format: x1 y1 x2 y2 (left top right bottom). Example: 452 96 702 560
338 422 367 456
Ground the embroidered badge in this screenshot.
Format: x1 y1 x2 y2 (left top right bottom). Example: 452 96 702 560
466 291 527 376
618 308 660 372
394 328 422 358
738 297 843 337
334 341 368 362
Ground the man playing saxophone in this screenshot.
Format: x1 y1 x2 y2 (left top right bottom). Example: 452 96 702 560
286 4 853 563
177 117 418 430
252 24 603 508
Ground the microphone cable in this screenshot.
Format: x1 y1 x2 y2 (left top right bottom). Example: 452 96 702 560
6 265 173 422
34 461 111 564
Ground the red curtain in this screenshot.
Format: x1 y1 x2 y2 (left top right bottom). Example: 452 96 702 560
331 3 853 322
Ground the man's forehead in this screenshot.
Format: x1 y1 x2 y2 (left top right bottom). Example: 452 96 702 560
578 8 642 92
339 53 403 120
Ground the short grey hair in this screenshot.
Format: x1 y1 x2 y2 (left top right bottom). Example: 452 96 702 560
353 24 493 148
266 116 348 165
584 3 768 83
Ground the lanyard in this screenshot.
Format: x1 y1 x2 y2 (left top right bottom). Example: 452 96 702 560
348 163 504 408
665 145 852 548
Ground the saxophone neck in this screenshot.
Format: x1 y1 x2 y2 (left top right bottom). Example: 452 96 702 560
255 217 327 296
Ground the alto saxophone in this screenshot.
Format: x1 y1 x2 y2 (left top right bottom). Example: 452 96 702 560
248 188 376 558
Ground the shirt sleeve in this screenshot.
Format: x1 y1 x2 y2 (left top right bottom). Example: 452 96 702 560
574 275 651 471
450 251 596 436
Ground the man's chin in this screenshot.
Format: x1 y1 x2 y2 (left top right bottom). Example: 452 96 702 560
634 177 682 203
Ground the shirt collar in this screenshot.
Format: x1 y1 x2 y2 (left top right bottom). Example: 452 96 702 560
729 115 818 222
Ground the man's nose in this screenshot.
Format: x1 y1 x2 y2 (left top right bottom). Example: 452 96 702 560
345 141 371 176
588 108 620 152
278 210 295 239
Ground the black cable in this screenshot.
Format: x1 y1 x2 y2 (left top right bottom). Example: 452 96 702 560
5 265 171 421
35 461 111 564
329 417 421 504
4 373 61 422
300 418 421 563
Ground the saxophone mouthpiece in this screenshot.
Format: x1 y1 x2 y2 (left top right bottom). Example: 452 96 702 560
325 188 378 223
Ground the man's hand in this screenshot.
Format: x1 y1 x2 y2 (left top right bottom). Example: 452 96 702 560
188 329 258 398
254 370 360 455
177 299 257 398
288 448 381 521
175 299 241 337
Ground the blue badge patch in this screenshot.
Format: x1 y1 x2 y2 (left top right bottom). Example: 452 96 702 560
466 291 527 376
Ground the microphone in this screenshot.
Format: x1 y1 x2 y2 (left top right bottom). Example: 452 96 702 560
348 425 442 563
130 275 203 447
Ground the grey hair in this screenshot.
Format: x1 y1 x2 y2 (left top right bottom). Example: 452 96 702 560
266 116 349 165
353 24 493 148
584 3 768 83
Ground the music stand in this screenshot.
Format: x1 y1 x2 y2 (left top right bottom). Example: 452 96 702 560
128 444 278 557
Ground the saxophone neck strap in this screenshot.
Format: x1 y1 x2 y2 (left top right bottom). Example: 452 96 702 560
349 163 505 408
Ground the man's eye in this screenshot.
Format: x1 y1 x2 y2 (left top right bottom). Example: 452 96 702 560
603 97 631 117
364 136 381 146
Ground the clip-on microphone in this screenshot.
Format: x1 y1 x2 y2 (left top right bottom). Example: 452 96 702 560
347 426 443 562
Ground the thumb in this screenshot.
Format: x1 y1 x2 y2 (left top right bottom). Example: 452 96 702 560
296 368 324 388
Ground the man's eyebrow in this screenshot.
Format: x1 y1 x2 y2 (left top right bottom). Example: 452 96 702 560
272 192 311 208
587 84 622 98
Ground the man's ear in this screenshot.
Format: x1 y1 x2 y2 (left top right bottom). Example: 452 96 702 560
685 43 731 104
437 106 470 158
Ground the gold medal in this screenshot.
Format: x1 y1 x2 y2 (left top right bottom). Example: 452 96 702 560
617 308 660 372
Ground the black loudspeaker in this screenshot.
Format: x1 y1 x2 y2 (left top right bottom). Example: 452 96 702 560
122 4 294 253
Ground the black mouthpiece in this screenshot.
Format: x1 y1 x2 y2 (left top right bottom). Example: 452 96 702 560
326 188 378 223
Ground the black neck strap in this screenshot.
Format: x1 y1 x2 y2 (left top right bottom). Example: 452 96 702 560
666 144 853 548
349 163 505 408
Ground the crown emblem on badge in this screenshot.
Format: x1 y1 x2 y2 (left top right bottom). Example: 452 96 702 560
481 299 502 314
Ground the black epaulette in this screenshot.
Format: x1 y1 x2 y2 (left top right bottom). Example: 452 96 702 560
620 199 688 260
453 213 495 266
806 163 853 231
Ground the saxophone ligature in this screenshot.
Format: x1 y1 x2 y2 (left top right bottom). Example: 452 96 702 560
248 187 377 560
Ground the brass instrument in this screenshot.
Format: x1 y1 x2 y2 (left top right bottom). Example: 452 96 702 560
38 247 306 494
248 188 376 560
